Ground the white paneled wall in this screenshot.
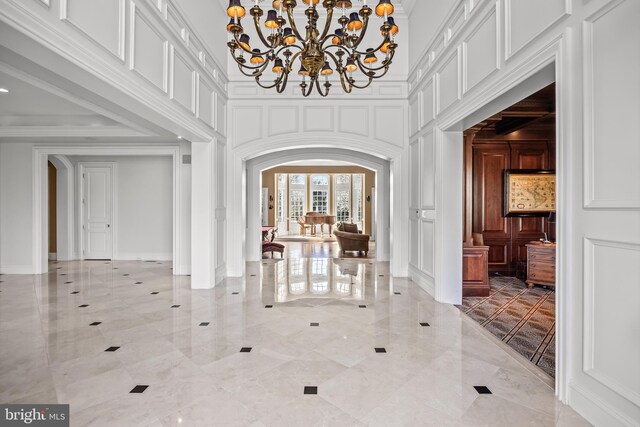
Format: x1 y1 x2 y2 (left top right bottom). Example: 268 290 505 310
408 0 640 425
0 0 228 141
226 99 408 278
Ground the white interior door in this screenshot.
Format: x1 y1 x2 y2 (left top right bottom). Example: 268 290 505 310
82 164 113 260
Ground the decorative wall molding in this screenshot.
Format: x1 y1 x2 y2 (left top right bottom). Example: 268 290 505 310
462 2 500 94
583 237 640 406
504 0 572 61
129 2 169 93
60 0 126 62
582 0 640 210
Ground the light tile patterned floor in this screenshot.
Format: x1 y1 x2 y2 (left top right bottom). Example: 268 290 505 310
0 245 590 426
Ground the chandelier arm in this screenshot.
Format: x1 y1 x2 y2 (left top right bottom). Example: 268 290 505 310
275 71 290 93
355 55 394 73
232 32 264 55
314 77 330 97
348 76 374 90
252 14 277 49
337 70 354 94
237 63 267 78
350 36 392 56
230 52 274 72
303 79 315 97
286 7 305 41
255 70 287 90
318 6 335 41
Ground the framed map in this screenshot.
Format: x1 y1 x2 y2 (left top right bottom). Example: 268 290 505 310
504 170 556 217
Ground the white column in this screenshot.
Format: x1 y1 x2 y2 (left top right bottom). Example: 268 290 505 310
226 151 246 277
434 129 463 304
191 141 216 289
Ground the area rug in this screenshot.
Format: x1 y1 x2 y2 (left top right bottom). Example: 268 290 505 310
456 276 555 378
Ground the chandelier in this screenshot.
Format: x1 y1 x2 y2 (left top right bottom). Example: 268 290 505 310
225 0 398 97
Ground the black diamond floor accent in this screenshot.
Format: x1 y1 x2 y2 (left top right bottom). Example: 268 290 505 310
310 323 319 327
304 386 318 395
171 305 180 308
135 282 143 284
113 268 119 270
130 385 149 394
123 274 129 276
89 322 102 326
250 274 256 277
379 275 385 277
394 292 401 295
60 274 67 276
359 305 367 308
240 347 252 353
265 305 273 308
64 281 73 284
105 346 120 352
474 386 492 394
199 322 210 326
374 347 387 353
420 322 430 327
150 292 159 295
70 291 79 294
78 304 89 308
232 292 239 295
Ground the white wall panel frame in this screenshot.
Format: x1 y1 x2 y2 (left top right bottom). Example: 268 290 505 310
583 237 640 407
60 0 126 62
337 106 369 138
129 2 169 93
462 2 501 94
504 0 572 61
421 77 436 127
197 75 215 128
582 0 640 210
268 106 300 137
169 46 196 113
436 47 462 115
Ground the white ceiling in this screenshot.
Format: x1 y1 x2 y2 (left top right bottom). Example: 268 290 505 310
0 69 150 139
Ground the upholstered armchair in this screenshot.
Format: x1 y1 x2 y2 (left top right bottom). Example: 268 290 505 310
334 222 370 257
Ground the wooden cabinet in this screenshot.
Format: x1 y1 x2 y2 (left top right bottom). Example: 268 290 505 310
526 242 556 288
463 246 490 296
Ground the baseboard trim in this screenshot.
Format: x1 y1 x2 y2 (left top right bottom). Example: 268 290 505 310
409 264 435 297
215 264 226 285
114 253 173 261
569 382 637 427
0 265 35 274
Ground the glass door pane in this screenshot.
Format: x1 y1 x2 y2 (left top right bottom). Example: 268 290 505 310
289 174 306 235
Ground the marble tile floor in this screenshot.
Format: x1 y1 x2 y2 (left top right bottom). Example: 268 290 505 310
0 254 590 426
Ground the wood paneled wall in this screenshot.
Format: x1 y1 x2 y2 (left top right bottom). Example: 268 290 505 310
467 132 555 275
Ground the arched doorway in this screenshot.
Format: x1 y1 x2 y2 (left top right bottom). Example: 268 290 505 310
226 135 409 278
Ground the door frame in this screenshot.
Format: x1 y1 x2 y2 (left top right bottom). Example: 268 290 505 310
32 145 183 275
78 162 117 261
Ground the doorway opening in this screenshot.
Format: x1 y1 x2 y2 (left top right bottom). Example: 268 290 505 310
459 83 557 379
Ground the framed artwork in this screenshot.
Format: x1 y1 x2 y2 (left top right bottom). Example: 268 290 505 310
504 170 556 217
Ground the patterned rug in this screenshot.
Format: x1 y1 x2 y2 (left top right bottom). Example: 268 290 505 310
456 276 555 378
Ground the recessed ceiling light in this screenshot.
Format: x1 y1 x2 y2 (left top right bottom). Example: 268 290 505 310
177 135 182 139
0 88 8 93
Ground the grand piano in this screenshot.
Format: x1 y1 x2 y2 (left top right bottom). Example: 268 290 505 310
304 212 336 236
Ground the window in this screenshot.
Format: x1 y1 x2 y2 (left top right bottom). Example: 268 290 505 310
310 174 329 214
352 174 364 229
277 174 287 225
289 174 306 223
334 174 351 222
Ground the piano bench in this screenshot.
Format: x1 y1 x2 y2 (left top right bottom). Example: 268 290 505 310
262 242 285 258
